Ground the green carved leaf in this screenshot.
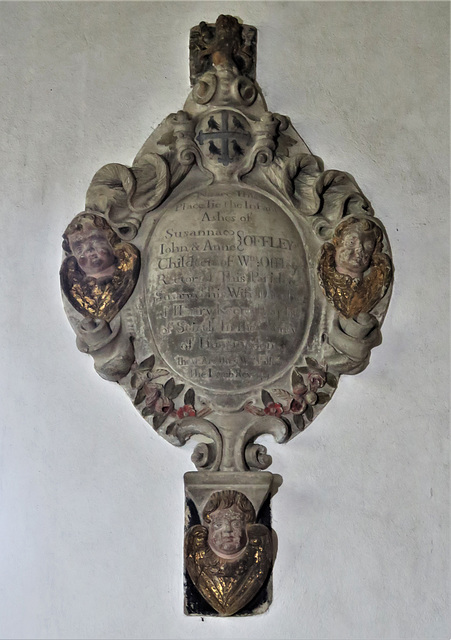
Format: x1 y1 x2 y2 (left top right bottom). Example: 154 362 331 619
153 413 167 430
139 355 155 371
272 388 294 404
171 384 185 400
149 368 169 380
293 413 305 431
261 389 274 406
164 377 175 398
134 386 146 406
292 368 304 387
326 373 338 388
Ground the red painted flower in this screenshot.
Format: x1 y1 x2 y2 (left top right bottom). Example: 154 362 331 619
176 404 196 419
290 397 307 415
264 402 284 417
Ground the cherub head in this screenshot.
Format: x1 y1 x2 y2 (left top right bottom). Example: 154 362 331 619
203 490 255 559
332 216 383 280
62 213 118 280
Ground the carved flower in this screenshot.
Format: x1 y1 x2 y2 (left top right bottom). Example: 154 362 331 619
307 370 327 392
176 404 196 419
264 402 284 417
155 396 174 415
290 397 307 414
143 382 161 409
130 365 149 390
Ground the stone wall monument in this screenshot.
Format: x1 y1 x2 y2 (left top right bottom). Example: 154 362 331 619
60 15 393 616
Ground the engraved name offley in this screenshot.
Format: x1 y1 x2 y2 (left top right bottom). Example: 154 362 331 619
146 186 310 393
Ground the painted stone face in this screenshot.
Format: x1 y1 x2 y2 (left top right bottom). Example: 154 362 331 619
68 223 117 278
207 504 248 557
335 229 376 279
61 215 140 323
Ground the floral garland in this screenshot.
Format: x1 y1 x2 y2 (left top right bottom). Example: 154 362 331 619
131 355 337 433
244 357 337 431
130 355 211 430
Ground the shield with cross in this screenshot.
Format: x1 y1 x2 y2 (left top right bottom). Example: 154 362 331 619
196 110 251 167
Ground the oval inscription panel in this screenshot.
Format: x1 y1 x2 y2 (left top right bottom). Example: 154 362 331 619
146 186 310 393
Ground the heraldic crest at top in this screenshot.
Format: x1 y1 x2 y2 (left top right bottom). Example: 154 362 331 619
60 15 393 617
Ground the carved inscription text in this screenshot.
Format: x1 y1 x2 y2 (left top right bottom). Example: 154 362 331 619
146 186 310 392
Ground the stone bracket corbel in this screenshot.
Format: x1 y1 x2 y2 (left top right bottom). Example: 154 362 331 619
75 317 135 381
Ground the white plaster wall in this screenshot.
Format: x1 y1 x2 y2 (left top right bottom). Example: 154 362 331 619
0 2 449 638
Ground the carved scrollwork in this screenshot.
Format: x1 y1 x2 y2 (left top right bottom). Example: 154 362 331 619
234 75 257 106
242 416 291 471
244 444 272 471
75 316 135 382
244 113 280 169
260 152 324 210
149 411 291 473
188 15 259 109
327 312 382 374
192 71 218 105
85 153 170 239
258 149 378 246
310 170 374 239
165 417 223 471
191 442 219 471
192 69 258 108
170 110 204 170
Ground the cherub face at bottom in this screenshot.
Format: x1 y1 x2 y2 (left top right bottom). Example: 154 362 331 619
68 223 116 278
207 505 248 558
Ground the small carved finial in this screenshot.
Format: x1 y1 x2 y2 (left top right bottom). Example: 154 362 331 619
189 15 257 84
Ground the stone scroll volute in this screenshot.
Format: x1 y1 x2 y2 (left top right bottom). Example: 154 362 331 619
60 15 393 617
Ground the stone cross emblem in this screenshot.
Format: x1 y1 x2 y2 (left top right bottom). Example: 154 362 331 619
60 15 393 617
